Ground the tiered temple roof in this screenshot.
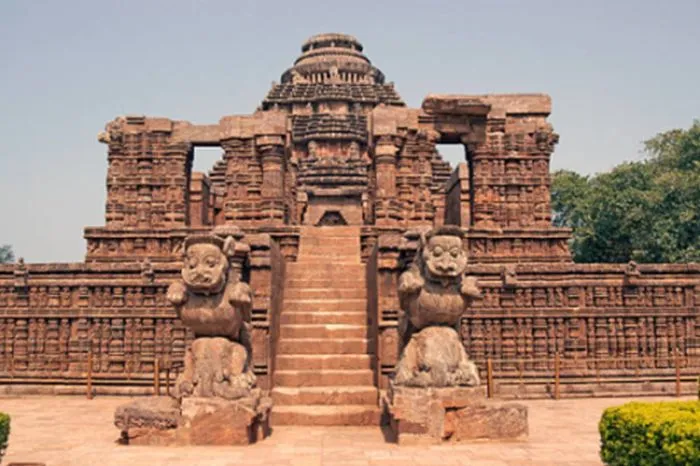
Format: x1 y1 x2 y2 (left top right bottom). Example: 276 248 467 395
262 83 403 107
262 33 404 109
291 114 368 142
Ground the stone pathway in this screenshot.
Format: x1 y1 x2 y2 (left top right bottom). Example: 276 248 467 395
1 395 692 465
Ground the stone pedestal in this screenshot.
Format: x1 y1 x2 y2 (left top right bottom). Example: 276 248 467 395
115 390 272 446
384 384 528 445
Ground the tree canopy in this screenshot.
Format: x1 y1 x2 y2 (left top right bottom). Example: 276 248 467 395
0 245 14 264
552 121 700 263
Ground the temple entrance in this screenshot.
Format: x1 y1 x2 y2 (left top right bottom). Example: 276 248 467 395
302 193 363 226
316 211 348 226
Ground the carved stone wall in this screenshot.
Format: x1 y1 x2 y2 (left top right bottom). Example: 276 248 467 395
370 234 700 396
222 137 261 226
99 116 191 230
0 235 282 393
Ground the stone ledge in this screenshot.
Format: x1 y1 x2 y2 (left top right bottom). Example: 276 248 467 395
115 392 272 446
385 383 528 445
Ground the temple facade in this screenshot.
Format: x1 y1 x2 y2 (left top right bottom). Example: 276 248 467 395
0 34 698 423
87 33 567 264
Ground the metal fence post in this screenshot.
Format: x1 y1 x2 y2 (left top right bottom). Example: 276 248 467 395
154 358 161 396
554 352 561 400
86 342 94 400
486 358 494 398
674 349 681 397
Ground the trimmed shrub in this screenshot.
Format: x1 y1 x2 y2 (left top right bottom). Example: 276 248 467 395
599 400 700 465
0 412 8 462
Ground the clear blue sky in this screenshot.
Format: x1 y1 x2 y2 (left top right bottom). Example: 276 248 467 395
1 0 698 263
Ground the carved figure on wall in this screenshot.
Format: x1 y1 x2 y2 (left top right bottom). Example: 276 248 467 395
167 232 255 399
394 226 481 387
501 264 518 288
328 66 341 84
140 258 155 284
624 260 642 286
290 69 309 84
97 116 125 144
14 258 28 289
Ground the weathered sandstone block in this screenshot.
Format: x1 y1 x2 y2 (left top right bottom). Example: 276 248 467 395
115 391 272 446
385 384 528 445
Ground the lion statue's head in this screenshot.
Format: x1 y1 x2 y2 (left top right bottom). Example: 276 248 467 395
181 234 235 294
418 225 468 281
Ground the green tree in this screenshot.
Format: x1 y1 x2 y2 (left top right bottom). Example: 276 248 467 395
0 245 13 264
552 121 700 263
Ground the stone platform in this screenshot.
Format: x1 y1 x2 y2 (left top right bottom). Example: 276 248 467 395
114 390 272 446
384 384 528 445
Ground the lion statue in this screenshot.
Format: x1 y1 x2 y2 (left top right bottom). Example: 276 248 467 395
167 232 255 399
394 225 481 387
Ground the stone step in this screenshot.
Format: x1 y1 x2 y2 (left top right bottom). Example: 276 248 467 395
284 288 367 300
276 354 372 370
286 263 365 279
296 256 361 265
284 299 366 312
298 249 359 256
297 249 359 259
298 239 360 251
299 226 361 237
280 324 367 339
277 338 369 354
300 232 360 239
274 369 374 387
271 386 378 406
279 311 367 325
285 278 365 289
271 405 381 426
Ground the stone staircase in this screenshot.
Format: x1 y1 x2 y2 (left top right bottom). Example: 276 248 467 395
271 226 380 426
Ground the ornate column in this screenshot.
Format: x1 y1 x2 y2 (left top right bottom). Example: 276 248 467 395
222 137 255 226
462 135 495 230
99 120 127 227
256 135 286 224
532 126 559 227
374 233 403 389
163 141 192 228
374 136 402 227
375 136 398 197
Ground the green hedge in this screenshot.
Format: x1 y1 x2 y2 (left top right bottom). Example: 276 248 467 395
0 412 9 458
599 400 700 465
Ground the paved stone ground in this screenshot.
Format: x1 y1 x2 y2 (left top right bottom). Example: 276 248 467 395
0 395 692 465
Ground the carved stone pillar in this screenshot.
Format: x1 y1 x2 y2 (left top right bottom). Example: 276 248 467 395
375 233 403 389
462 136 496 230
256 135 286 224
222 137 255 225
163 141 191 228
374 136 401 226
375 136 398 197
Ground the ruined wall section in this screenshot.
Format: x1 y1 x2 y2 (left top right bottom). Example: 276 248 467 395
396 131 440 226
467 95 557 230
464 95 571 263
98 116 191 229
371 101 488 229
86 116 193 262
220 113 287 228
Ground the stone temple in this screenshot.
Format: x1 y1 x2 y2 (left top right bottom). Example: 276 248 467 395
0 33 698 427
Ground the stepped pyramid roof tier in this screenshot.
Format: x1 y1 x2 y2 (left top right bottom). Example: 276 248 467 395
262 33 404 109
